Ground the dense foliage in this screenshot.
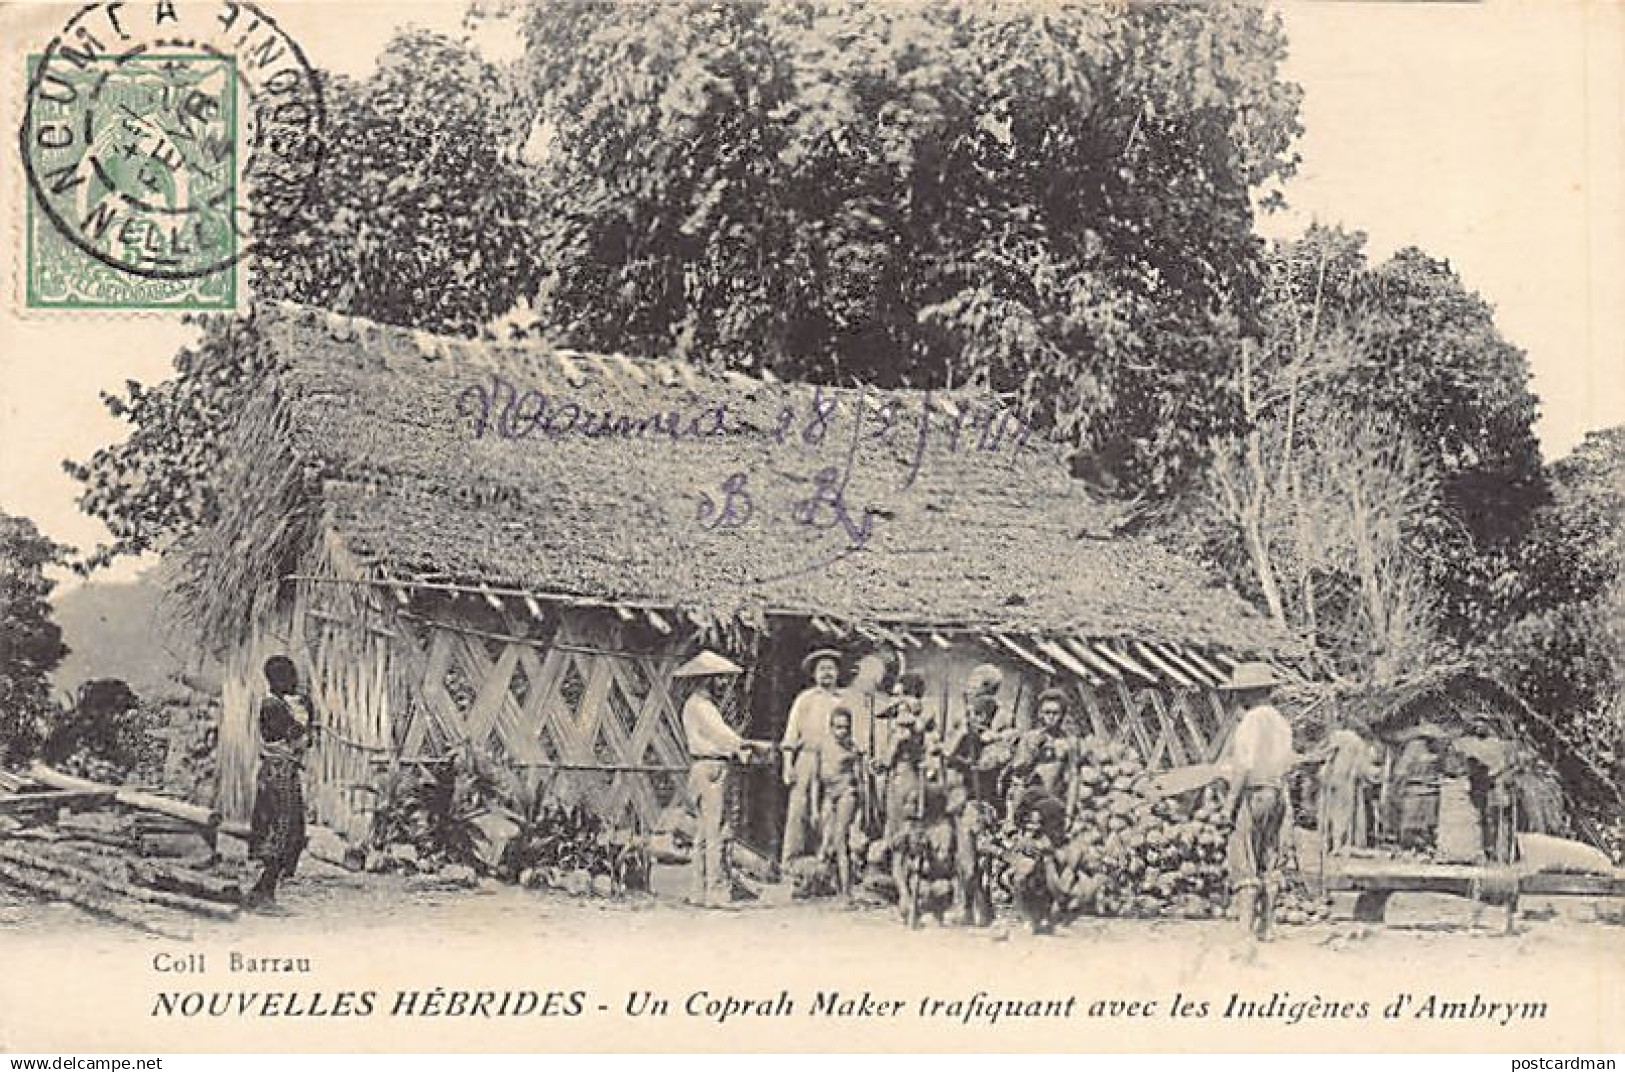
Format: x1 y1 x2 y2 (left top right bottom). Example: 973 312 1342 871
44 678 165 784
253 31 545 335
0 512 68 762
520 0 1302 493
1492 427 1625 825
1197 227 1547 681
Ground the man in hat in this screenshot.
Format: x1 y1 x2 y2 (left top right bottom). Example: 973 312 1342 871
780 647 844 866
964 662 1015 734
1217 661 1295 941
676 650 754 907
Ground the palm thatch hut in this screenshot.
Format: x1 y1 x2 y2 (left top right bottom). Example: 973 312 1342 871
182 303 1293 847
1316 670 1604 850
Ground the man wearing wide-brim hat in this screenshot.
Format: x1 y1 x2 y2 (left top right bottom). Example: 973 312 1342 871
779 647 844 867
675 650 753 907
1216 660 1294 941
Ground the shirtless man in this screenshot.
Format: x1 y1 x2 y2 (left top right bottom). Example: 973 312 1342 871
1010 687 1074 804
944 692 1009 927
817 706 865 900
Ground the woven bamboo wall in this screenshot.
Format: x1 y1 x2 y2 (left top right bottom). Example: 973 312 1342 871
389 610 693 831
891 641 1232 767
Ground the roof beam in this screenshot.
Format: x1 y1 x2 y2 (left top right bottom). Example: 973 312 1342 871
1153 642 1219 688
645 609 672 634
1132 641 1199 690
1036 638 1101 687
928 632 951 649
1089 641 1158 683
1181 646 1229 686
1061 638 1123 680
993 633 1056 676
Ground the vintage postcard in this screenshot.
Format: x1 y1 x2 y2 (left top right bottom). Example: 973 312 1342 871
0 0 1621 1055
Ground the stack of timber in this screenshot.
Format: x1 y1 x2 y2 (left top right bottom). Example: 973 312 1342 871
0 764 242 938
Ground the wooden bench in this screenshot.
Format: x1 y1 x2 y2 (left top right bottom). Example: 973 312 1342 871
1318 858 1625 931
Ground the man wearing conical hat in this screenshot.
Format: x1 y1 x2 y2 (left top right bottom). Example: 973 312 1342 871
1217 661 1294 941
675 650 751 907
780 647 844 867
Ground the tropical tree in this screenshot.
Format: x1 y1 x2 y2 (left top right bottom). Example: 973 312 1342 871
1492 427 1625 825
1201 226 1546 679
519 0 1303 493
253 30 545 335
0 511 68 762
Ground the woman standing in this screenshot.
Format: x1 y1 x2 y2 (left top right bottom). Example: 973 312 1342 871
247 656 316 909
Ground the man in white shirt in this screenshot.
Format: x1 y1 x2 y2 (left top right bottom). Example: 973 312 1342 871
780 648 844 866
1218 661 1295 941
676 650 752 908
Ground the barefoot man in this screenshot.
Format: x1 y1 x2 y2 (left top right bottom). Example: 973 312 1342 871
1218 662 1294 941
817 705 865 901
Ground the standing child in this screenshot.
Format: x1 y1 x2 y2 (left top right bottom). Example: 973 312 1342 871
817 706 864 901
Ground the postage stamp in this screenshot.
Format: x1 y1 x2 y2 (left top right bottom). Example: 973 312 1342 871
17 1 324 310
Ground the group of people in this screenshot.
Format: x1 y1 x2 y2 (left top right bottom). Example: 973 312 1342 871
257 640 1519 941
675 644 1069 914
676 642 1310 941
1319 716 1526 864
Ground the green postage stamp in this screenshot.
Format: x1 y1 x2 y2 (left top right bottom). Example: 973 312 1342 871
25 53 239 309
18 2 324 310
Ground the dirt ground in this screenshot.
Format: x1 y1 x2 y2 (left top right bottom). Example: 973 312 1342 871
2 850 1622 1052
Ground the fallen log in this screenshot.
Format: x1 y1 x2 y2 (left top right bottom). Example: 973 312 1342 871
27 763 221 829
128 858 243 906
33 839 241 906
220 819 251 842
0 843 238 921
0 858 193 940
0 788 119 814
45 829 131 851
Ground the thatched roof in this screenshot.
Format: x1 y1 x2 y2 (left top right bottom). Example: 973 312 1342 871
1340 669 1533 740
1313 668 1622 837
228 303 1290 653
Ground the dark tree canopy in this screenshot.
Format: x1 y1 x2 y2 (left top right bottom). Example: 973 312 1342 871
0 511 68 762
253 31 546 335
521 0 1302 492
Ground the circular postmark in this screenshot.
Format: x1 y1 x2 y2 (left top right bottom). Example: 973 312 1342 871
19 1 325 282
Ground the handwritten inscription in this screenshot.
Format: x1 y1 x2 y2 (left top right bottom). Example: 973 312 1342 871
454 373 1034 553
